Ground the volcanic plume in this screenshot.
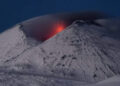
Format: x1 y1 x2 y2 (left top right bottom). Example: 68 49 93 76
20 12 108 41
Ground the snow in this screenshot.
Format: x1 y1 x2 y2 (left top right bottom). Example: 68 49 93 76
85 76 120 86
0 18 120 86
0 25 28 64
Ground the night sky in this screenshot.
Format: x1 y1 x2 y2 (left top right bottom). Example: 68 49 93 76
0 0 120 32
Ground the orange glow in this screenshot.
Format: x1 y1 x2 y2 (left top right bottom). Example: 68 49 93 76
55 24 65 33
41 22 66 40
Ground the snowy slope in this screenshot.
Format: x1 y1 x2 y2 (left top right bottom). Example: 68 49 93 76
15 19 120 82
85 76 120 86
0 25 39 68
0 19 120 86
0 25 29 64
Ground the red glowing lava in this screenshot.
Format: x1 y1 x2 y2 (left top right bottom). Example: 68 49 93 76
44 22 66 40
54 23 65 34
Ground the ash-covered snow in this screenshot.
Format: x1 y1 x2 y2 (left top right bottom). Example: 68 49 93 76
0 19 120 86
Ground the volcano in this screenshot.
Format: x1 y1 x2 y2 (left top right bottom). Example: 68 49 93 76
0 13 120 86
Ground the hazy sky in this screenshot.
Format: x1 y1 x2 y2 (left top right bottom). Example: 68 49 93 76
0 0 120 32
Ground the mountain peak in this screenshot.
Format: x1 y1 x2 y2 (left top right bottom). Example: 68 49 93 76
0 18 120 85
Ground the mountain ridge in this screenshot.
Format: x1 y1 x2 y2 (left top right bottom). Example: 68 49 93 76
0 18 120 86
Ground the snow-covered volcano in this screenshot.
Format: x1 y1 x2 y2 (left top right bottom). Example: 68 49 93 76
0 18 120 86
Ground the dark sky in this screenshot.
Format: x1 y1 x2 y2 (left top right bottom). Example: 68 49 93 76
0 0 120 32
